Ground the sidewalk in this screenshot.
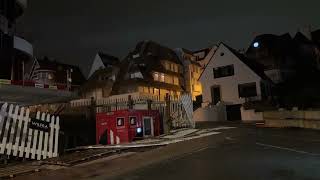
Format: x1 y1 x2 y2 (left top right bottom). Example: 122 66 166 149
0 126 237 179
69 126 237 150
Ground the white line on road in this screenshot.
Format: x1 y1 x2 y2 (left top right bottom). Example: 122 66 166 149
256 142 320 156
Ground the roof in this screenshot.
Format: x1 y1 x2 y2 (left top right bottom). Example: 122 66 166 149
36 57 85 85
223 43 272 82
311 29 320 45
80 68 116 92
110 41 185 94
133 40 182 65
294 32 313 44
199 43 272 82
97 52 120 67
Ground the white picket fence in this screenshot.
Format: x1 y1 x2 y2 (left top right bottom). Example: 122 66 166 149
0 103 60 160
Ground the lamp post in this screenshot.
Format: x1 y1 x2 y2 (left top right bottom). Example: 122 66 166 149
66 68 73 91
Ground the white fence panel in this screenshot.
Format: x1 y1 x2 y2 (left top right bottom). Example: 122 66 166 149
0 103 60 160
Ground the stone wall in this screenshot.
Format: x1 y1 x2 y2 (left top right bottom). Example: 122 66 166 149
264 110 320 130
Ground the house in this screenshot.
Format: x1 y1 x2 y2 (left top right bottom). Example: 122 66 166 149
80 52 120 99
174 48 202 100
27 57 85 90
80 66 120 99
199 43 272 120
111 41 184 100
0 0 33 81
192 47 215 68
87 52 120 79
246 33 298 84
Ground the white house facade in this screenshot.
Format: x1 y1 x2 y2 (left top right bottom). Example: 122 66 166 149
199 43 271 108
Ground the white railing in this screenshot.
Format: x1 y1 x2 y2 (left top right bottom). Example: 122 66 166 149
70 99 92 107
69 92 194 128
0 103 60 160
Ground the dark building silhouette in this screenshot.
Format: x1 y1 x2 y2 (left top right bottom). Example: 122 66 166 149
0 0 33 80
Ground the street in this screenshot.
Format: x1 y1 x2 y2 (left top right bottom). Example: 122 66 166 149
16 123 320 180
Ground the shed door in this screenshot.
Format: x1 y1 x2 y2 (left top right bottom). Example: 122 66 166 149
143 117 154 137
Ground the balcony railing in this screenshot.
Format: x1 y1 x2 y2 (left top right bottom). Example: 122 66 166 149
14 36 33 56
0 79 79 92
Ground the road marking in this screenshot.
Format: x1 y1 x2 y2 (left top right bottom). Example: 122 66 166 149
256 142 320 156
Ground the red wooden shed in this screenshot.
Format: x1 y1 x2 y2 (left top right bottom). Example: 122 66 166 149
96 110 161 145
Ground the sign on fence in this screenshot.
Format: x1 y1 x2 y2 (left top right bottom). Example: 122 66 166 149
0 103 60 160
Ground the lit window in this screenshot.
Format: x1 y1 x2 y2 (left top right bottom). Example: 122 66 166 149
129 117 137 125
160 73 165 82
173 77 179 85
154 88 159 95
48 73 53 80
117 118 125 127
153 72 159 81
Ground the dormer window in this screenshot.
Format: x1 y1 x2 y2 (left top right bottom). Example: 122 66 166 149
132 54 140 59
130 72 143 79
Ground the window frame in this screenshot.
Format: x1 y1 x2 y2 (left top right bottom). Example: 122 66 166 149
238 82 258 98
129 116 137 126
116 117 125 127
213 65 235 79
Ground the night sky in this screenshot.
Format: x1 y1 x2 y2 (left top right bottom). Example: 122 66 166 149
18 0 320 76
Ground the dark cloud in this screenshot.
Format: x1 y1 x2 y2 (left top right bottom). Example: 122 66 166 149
18 0 320 76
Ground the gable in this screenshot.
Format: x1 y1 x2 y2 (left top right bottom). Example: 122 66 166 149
88 54 106 79
199 43 261 83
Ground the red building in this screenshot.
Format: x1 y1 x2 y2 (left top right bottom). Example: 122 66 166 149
96 110 161 145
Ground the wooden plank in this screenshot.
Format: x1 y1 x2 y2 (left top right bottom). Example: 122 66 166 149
36 113 46 160
31 112 41 159
53 116 59 157
25 112 39 158
0 103 8 142
48 115 55 158
0 104 13 154
42 114 50 159
13 107 24 156
19 108 30 157
6 105 19 156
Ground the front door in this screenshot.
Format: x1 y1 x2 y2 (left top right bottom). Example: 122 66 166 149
211 86 221 105
143 117 154 137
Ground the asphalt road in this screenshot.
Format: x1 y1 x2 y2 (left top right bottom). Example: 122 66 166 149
15 123 320 180
111 124 320 180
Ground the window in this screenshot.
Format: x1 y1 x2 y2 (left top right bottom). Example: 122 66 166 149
154 88 159 95
48 73 53 80
130 72 143 79
129 117 137 125
160 73 165 82
238 83 257 98
117 117 125 127
213 65 234 78
153 72 165 82
153 72 159 81
173 77 179 85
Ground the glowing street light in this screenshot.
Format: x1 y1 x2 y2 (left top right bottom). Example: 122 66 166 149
253 42 260 48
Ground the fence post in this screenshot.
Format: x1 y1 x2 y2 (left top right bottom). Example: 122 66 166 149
147 99 152 110
128 95 133 110
89 97 97 145
164 93 171 134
